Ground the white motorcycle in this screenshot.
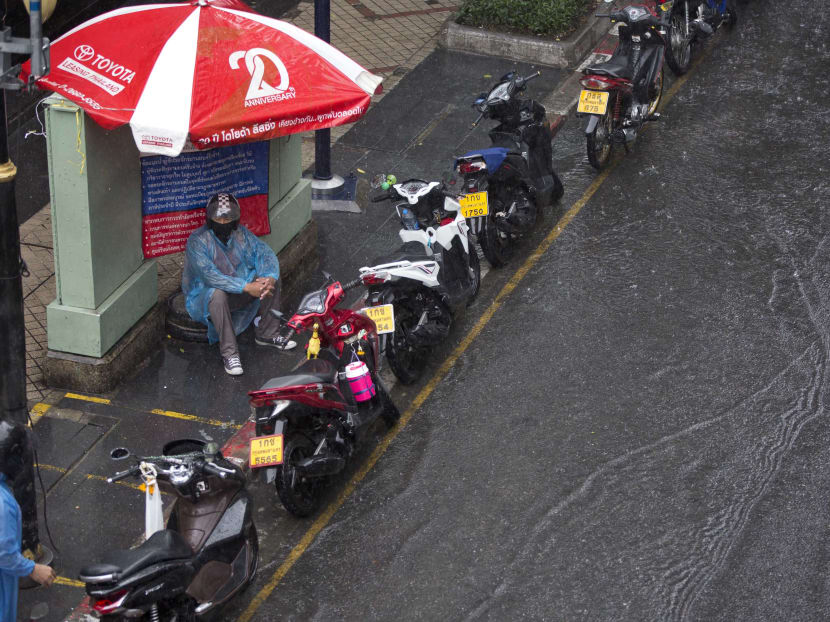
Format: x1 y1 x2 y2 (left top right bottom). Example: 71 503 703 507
360 177 481 384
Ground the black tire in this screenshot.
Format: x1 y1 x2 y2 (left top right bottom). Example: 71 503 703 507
479 199 516 268
665 1 693 76
275 435 321 517
723 0 738 29
166 291 209 343
376 381 401 428
467 242 481 305
385 303 429 385
586 96 614 170
241 523 259 590
647 66 664 117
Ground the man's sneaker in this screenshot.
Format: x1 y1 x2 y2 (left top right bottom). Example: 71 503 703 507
223 355 244 376
255 335 298 351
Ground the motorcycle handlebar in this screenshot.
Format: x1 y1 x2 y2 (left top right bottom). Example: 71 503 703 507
343 278 362 291
471 111 485 128
370 190 395 202
108 465 140 484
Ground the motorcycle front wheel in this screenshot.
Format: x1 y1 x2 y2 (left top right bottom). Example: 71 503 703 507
386 303 429 385
275 434 322 517
586 97 615 170
647 66 664 117
665 1 693 75
468 242 481 304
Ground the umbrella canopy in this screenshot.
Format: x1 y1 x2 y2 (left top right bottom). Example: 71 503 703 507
21 0 382 157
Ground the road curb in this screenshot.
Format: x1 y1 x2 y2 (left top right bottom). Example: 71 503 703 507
440 14 610 68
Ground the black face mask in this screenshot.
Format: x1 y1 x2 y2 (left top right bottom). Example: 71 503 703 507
209 219 239 245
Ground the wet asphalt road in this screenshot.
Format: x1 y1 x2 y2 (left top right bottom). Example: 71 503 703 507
228 1 830 620
18 0 830 619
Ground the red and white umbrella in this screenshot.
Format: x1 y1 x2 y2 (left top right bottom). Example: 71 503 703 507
21 0 382 157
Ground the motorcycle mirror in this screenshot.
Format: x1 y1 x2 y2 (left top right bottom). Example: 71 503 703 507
270 309 286 322
369 173 386 189
322 270 333 283
203 442 219 460
29 603 49 621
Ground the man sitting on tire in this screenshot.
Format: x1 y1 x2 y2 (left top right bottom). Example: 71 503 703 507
182 192 296 376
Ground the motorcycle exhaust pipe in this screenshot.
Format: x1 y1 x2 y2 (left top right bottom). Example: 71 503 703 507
295 454 346 477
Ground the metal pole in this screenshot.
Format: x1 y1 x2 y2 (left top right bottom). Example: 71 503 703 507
0 90 41 557
313 0 332 182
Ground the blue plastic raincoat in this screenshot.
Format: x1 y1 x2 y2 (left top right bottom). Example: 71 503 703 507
182 224 280 343
0 473 35 622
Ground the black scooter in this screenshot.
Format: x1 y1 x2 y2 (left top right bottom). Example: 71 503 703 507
455 71 564 267
79 440 257 620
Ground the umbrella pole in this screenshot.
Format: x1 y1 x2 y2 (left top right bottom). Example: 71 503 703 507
312 0 345 197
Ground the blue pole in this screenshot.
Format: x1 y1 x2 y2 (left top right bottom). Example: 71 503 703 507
314 0 332 181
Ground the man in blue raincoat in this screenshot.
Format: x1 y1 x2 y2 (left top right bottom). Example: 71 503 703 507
0 421 55 620
183 192 296 376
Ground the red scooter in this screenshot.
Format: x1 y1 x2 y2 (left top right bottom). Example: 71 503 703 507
247 276 400 517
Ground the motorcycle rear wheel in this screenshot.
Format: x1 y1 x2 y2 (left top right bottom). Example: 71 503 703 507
275 435 322 517
479 200 516 268
586 97 614 170
665 1 693 76
386 303 429 385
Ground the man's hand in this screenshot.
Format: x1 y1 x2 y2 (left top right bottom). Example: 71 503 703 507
255 277 276 300
30 563 56 587
243 280 265 298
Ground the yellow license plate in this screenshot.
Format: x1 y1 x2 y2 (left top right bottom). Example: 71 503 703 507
577 90 609 115
249 434 283 468
361 304 395 334
459 192 489 218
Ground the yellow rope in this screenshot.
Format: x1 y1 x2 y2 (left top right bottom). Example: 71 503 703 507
75 108 86 175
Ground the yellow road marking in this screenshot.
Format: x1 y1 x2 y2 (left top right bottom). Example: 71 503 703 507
62 392 240 429
237 45 713 620
149 408 242 430
64 392 111 405
55 576 85 588
28 403 51 426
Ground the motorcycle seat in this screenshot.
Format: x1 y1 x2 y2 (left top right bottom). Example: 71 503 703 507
371 241 432 267
261 358 338 390
79 530 192 583
584 57 632 80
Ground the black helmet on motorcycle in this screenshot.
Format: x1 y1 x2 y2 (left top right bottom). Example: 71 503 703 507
0 420 27 481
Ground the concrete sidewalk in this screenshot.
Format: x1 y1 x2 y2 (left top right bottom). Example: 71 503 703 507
18 0 460 408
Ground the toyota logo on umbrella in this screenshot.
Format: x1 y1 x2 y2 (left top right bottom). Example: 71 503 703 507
74 45 95 62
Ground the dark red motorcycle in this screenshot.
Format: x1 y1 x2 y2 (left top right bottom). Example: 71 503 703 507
247 276 400 517
578 4 668 169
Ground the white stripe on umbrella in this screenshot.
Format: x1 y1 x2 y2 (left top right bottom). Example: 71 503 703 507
131 7 200 156
218 7 383 95
55 4 185 44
